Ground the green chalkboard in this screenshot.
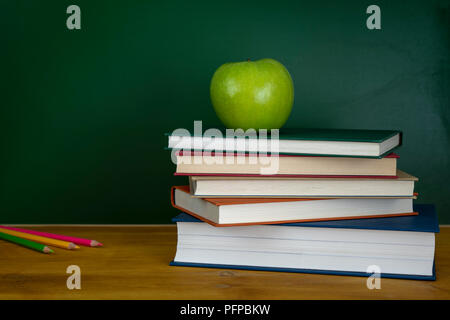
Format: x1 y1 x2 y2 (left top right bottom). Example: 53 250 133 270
1 0 449 223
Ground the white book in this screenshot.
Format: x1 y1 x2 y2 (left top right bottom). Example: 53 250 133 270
189 170 418 198
173 186 415 226
168 128 401 157
172 205 437 278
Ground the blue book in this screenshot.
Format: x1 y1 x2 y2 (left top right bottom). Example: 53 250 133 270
170 204 438 280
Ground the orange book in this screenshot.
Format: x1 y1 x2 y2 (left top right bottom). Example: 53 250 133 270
171 186 417 227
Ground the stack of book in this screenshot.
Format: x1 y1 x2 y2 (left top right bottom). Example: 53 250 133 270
167 128 438 280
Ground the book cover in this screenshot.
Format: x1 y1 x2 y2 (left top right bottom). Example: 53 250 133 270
170 204 438 280
166 128 402 158
171 186 419 227
174 151 399 178
167 127 402 142
175 173 399 179
172 203 439 233
169 261 436 281
175 151 400 158
169 204 439 280
188 170 418 198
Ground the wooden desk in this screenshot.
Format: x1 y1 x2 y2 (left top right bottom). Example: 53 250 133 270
0 226 449 300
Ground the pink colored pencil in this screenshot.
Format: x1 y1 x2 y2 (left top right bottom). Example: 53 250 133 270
0 226 103 247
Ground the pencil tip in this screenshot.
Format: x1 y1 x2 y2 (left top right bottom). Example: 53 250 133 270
69 243 79 250
91 240 103 247
43 247 54 254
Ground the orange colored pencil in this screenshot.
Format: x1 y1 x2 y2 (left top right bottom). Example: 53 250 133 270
0 227 79 250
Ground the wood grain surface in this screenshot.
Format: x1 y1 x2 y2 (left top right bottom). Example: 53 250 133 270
0 226 449 300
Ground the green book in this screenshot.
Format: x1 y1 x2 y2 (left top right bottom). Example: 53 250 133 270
166 128 402 158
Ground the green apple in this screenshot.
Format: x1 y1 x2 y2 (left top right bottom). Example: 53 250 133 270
210 58 294 130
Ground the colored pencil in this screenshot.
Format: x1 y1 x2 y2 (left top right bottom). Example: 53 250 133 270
0 231 53 254
0 227 79 250
0 225 103 247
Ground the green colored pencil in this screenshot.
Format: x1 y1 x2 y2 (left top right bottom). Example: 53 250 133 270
0 230 54 254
